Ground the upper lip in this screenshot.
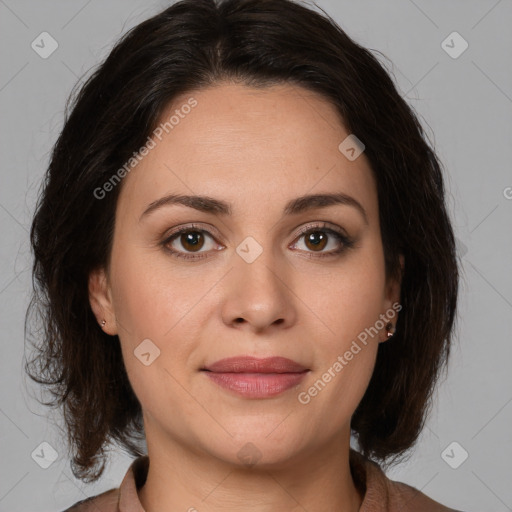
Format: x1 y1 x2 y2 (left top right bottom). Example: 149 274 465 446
202 356 309 373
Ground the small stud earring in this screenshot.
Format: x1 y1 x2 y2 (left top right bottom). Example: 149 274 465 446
101 320 106 327
385 322 395 339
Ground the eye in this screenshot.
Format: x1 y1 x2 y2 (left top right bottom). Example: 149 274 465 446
290 223 354 258
163 225 223 260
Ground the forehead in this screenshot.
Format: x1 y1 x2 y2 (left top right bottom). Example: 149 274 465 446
116 83 378 221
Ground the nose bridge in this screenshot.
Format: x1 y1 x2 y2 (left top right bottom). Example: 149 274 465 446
220 234 296 330
234 234 285 296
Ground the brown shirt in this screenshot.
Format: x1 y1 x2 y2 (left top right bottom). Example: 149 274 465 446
63 449 464 512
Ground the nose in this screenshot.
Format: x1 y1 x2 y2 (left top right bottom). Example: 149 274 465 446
220 248 298 333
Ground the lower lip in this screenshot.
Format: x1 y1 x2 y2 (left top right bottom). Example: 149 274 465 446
203 371 308 398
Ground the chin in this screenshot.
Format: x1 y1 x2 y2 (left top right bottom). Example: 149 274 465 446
201 428 307 470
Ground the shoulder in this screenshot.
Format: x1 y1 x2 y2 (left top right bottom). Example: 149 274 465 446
349 449 466 512
61 487 119 512
61 455 148 512
387 479 465 512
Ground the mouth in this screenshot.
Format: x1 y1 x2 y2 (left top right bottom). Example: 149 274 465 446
201 356 310 398
201 355 309 373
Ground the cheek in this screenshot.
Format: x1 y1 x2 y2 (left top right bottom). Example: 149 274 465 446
304 246 387 345
296 239 385 411
109 248 201 427
110 244 202 338
298 282 381 432
107 250 197 408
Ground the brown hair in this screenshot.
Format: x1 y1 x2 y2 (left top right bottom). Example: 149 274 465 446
25 0 459 482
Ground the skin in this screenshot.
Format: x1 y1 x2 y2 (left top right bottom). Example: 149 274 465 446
89 82 403 512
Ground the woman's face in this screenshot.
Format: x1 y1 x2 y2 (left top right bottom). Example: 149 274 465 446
90 82 401 467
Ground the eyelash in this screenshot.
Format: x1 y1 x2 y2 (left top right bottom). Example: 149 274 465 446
161 222 355 261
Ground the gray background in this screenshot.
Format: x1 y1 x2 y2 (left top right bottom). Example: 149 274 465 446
1 0 511 511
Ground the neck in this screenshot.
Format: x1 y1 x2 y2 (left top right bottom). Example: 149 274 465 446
138 427 363 512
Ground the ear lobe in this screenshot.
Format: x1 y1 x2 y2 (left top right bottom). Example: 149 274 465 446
88 267 118 335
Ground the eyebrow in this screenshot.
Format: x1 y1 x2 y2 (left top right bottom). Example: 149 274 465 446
139 192 369 225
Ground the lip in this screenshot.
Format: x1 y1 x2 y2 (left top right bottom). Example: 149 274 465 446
201 356 309 399
202 356 308 373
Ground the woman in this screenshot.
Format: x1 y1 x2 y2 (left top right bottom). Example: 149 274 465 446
26 0 462 510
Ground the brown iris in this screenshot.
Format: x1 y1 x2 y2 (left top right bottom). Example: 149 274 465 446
180 231 205 252
304 231 328 251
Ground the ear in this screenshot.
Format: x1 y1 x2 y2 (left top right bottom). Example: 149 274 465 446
88 267 118 336
379 253 404 343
